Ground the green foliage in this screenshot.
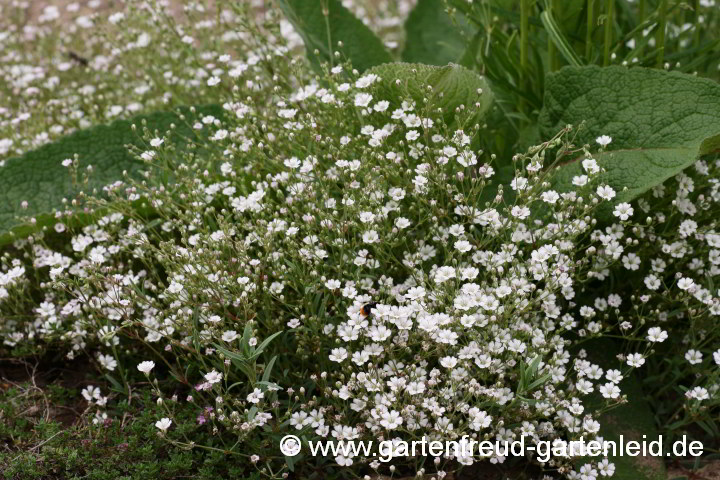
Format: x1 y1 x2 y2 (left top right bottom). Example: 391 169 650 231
581 339 667 480
367 62 494 126
275 0 392 73
0 105 223 245
0 386 255 480
542 66 720 216
401 0 477 66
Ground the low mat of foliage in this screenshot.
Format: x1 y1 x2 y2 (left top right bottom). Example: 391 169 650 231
1 1 719 480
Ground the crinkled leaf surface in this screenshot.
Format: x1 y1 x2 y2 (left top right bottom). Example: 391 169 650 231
402 0 476 66
0 105 223 245
540 66 720 217
276 0 392 73
367 62 493 126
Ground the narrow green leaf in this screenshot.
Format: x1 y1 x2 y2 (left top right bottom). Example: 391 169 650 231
0 105 224 245
402 0 476 66
539 10 584 67
276 0 392 73
541 66 720 218
253 331 284 357
214 344 246 363
261 356 278 384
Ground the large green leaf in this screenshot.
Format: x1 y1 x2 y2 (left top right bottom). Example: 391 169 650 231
0 105 223 245
276 0 392 73
541 66 720 217
402 0 476 66
367 62 494 126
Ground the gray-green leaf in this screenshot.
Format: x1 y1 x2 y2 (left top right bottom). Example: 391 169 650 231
541 66 720 217
367 62 494 126
0 105 223 245
402 0 476 66
276 0 392 73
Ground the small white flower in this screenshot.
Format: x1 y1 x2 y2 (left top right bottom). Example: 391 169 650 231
354 93 373 108
596 135 612 146
222 330 239 342
596 184 616 200
685 349 703 365
98 354 117 371
247 388 264 404
155 417 172 432
613 202 633 220
677 277 695 291
204 370 223 384
626 353 645 368
329 348 348 362
646 327 668 343
137 361 155 375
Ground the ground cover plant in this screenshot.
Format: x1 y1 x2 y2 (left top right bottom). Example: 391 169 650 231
1 1 719 479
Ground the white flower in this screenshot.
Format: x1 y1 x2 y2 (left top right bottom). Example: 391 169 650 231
572 175 589 187
395 217 411 229
613 202 633 220
329 347 348 362
541 190 560 204
714 349 720 366
379 410 403 429
644 275 661 290
204 370 223 384
247 388 264 404
433 266 456 284
596 135 612 146
677 277 695 291
626 353 645 368
646 327 668 343
167 281 184 294
596 184 616 200
150 138 164 148
599 382 621 399
222 330 239 342
354 93 373 108
598 459 616 477
81 385 102 402
325 279 341 289
686 386 709 401
582 158 600 174
137 361 155 375
155 417 172 432
685 349 703 365
98 354 117 371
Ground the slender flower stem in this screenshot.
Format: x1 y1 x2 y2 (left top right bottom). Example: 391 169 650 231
637 0 646 56
586 0 595 62
548 0 557 71
603 0 613 66
520 0 531 112
657 0 668 68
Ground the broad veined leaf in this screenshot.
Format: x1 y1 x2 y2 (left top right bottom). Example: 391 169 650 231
0 105 224 245
540 66 720 218
276 0 392 73
367 62 494 126
402 0 477 66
